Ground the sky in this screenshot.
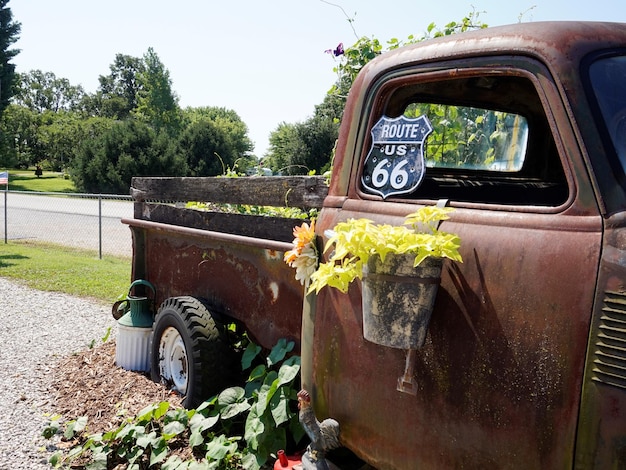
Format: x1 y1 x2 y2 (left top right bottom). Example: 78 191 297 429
8 0 626 157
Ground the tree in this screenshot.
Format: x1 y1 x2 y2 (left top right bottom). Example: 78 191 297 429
91 54 145 119
265 113 338 175
176 119 233 176
37 111 91 171
184 106 254 155
265 92 342 175
178 106 255 176
265 122 303 175
135 47 181 133
13 70 86 113
71 119 187 193
0 0 20 118
0 103 37 168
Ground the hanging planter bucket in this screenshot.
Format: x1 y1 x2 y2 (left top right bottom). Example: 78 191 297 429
362 254 442 349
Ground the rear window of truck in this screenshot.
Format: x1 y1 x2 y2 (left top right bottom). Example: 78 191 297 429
360 72 569 207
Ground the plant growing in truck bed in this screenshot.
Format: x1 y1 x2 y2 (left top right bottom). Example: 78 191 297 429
185 201 317 220
45 338 304 470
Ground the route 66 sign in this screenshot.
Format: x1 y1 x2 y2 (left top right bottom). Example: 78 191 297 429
361 115 433 199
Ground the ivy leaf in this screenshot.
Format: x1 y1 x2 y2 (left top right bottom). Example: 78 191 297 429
239 452 261 470
247 364 266 383
276 357 300 387
269 388 290 426
205 434 237 461
150 444 168 466
64 416 88 439
289 415 306 444
136 430 160 449
221 400 251 420
217 387 250 420
48 453 62 466
242 342 262 370
160 455 183 469
86 447 108 470
267 339 294 367
189 428 205 448
162 420 186 437
244 406 264 450
190 411 219 433
218 387 245 406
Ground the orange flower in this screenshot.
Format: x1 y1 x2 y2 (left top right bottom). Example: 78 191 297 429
284 220 315 264
284 248 299 264
284 220 319 285
292 220 315 248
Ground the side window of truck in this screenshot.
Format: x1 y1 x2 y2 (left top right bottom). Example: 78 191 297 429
361 72 569 207
588 54 626 174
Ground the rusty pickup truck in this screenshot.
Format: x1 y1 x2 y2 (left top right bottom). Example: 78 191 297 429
123 21 626 469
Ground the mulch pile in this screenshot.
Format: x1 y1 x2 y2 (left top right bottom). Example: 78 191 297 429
50 340 184 434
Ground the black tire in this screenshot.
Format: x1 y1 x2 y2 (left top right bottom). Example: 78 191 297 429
151 296 238 408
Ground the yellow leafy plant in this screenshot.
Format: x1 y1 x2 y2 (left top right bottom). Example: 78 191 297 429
306 206 462 294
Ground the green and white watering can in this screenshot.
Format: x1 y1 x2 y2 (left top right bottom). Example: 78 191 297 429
111 279 156 328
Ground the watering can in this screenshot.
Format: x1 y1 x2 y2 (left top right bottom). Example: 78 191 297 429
111 279 156 328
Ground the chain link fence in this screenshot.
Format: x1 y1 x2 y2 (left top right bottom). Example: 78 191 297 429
0 191 134 258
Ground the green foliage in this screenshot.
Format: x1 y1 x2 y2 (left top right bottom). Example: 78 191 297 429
328 9 488 104
178 122 233 177
135 47 182 134
405 103 525 169
70 119 187 193
308 206 462 294
93 54 145 119
0 103 38 168
185 107 254 159
264 115 339 176
187 200 316 221
45 339 304 469
265 10 488 177
1 48 254 192
177 107 254 177
13 70 86 113
0 0 20 118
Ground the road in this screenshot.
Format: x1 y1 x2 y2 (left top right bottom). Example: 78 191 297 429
0 191 135 257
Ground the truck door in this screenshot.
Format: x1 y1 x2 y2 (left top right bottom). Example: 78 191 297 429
312 58 603 468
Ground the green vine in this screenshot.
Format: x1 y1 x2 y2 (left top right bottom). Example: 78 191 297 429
44 338 304 470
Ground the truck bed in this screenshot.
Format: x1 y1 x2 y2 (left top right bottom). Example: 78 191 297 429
122 175 327 349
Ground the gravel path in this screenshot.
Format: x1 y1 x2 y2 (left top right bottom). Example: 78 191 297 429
0 278 116 470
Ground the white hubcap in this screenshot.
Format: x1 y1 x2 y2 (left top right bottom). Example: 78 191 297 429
158 326 188 394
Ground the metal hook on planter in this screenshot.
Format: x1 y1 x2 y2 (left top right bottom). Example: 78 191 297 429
397 349 418 395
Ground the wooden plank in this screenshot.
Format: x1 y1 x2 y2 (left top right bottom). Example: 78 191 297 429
130 176 328 208
136 203 305 242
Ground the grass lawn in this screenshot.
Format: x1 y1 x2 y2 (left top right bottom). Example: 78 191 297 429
0 170 131 303
3 169 76 192
0 240 131 304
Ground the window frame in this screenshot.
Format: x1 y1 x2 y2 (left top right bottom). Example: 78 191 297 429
353 58 575 212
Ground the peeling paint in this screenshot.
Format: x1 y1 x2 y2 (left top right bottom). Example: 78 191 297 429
269 282 279 304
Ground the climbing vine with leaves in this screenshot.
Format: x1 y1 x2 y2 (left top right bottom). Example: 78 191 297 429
327 9 489 100
44 339 304 470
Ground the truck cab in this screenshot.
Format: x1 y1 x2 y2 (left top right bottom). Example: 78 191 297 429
308 21 626 469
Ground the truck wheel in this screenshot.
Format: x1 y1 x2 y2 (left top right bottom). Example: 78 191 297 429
151 296 238 408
